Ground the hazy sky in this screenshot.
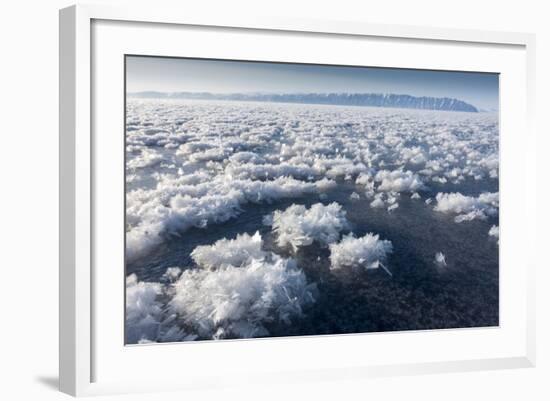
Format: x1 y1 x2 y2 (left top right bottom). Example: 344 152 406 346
126 56 499 110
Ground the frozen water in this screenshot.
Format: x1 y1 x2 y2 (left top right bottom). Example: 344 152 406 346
125 99 499 343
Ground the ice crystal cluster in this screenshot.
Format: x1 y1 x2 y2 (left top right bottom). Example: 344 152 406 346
266 202 349 251
126 232 317 342
329 234 393 272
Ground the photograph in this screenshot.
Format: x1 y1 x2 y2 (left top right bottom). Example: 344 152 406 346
124 55 500 344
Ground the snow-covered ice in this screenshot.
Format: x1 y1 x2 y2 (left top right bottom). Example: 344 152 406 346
125 99 499 343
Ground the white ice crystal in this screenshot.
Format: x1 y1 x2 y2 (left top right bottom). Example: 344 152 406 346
267 202 349 251
126 274 163 343
126 251 316 341
375 170 424 193
435 252 447 267
370 195 385 208
191 231 267 269
225 162 319 180
355 172 373 186
124 98 499 343
434 192 499 222
162 267 182 282
168 255 316 338
329 233 393 274
127 149 163 169
125 99 498 262
387 203 399 212
125 176 328 262
489 225 499 244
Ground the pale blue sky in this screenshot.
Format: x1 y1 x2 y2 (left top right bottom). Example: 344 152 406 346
126 56 499 110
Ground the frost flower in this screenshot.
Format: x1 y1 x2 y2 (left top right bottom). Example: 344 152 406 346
267 202 349 251
329 233 393 275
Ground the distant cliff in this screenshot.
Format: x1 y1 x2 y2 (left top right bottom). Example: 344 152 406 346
128 92 479 112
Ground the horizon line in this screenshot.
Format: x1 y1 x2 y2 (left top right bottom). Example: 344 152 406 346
127 91 495 112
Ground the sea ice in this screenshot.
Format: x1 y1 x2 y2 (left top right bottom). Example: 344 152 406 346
126 100 499 262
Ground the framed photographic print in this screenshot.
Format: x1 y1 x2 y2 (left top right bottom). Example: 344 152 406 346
59 4 536 397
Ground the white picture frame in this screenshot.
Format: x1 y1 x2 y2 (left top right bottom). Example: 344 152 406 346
59 4 536 397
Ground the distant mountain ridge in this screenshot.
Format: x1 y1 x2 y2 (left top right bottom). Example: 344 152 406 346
128 91 479 112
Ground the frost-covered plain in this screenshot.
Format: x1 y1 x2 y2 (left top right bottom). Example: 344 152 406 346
125 99 499 344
